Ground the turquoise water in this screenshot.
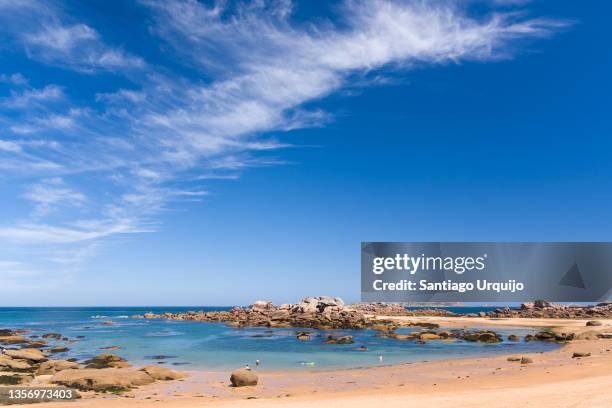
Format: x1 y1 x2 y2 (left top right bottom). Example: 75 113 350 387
0 307 558 371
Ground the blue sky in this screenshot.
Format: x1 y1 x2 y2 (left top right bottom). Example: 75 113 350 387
0 1 609 306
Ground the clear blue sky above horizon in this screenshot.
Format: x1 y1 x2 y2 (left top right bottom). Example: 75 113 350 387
0 1 610 306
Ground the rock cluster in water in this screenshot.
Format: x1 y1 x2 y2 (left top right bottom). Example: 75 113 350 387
479 301 612 319
0 328 185 391
133 296 372 329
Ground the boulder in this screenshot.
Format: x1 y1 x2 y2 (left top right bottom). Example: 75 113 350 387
5 348 47 362
37 360 80 375
0 355 33 372
534 331 556 341
0 373 33 385
586 321 602 327
140 365 185 380
0 335 27 344
296 332 310 341
508 335 520 341
51 368 154 391
230 368 258 387
533 300 552 309
85 354 130 369
251 300 273 311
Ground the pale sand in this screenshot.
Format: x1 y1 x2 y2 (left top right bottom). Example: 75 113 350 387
17 317 612 408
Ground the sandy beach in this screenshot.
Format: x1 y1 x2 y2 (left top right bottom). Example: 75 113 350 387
22 316 612 408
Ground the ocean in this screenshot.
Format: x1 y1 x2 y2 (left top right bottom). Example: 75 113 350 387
0 307 558 371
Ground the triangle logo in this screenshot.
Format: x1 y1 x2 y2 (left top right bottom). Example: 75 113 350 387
559 262 586 289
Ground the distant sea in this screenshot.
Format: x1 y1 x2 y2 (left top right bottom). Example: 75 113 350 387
0 307 557 371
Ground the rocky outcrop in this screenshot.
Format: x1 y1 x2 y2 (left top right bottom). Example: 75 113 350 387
5 348 48 362
51 368 155 391
37 359 80 375
350 303 457 317
230 368 258 387
0 354 34 372
1 328 186 394
479 301 612 319
132 297 371 329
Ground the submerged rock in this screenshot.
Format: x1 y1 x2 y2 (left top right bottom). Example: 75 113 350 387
323 335 354 344
84 354 130 369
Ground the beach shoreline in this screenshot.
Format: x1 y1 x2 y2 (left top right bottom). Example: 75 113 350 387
14 316 611 408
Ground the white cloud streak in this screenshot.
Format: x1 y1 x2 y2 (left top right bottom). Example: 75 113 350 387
0 0 568 289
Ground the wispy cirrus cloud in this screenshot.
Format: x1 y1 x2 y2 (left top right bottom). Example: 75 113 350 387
2 84 63 108
0 0 569 290
23 177 87 217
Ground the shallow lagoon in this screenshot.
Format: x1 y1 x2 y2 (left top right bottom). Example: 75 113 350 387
1 307 559 370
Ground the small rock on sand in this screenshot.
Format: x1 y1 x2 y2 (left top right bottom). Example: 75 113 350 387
572 352 591 358
230 368 258 387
